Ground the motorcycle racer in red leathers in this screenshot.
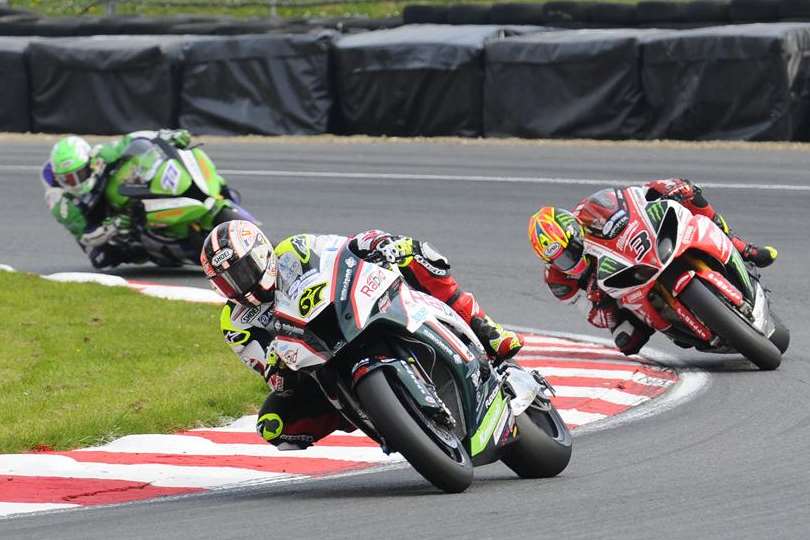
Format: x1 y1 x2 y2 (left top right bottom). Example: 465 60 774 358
201 222 523 450
529 178 778 356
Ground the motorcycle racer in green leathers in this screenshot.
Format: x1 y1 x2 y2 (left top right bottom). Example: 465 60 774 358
42 130 250 269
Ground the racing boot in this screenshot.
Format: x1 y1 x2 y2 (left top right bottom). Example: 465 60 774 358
714 214 778 268
470 314 524 363
734 240 778 268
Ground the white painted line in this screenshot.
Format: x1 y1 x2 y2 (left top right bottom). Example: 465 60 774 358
1 164 807 191
196 415 260 432
537 366 671 383
520 355 641 366
216 169 810 192
521 345 624 355
79 434 398 463
552 386 650 406
43 272 128 287
0 455 290 488
558 409 607 426
523 335 609 346
133 284 223 304
0 503 80 516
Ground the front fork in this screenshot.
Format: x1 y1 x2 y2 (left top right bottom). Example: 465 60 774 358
351 356 455 429
656 254 752 344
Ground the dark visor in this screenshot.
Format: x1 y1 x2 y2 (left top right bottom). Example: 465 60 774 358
208 252 264 300
551 236 584 273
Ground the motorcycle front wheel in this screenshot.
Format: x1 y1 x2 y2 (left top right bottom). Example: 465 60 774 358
679 279 782 370
355 368 473 494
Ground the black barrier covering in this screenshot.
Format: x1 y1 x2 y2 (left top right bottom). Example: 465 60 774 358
402 5 450 25
179 33 335 135
589 2 638 26
490 4 547 25
485 28 665 138
28 36 191 134
334 24 542 136
0 37 31 132
642 23 810 140
730 0 780 22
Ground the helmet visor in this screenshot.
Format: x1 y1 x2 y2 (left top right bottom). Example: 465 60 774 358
551 236 585 274
56 167 91 192
207 249 268 300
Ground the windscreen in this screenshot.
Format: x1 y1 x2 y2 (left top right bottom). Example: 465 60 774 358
576 188 628 239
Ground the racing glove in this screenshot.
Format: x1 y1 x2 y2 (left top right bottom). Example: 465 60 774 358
80 215 132 248
159 129 191 149
105 215 133 245
370 237 414 267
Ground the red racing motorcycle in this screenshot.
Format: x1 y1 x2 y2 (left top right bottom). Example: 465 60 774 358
578 187 789 370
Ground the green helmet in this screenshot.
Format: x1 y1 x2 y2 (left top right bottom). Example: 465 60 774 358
50 136 93 194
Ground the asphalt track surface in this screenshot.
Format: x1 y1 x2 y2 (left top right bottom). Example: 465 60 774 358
2 139 810 539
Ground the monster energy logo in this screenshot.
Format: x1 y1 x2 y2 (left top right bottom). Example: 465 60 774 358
728 249 753 297
646 201 666 230
556 212 577 228
598 256 627 280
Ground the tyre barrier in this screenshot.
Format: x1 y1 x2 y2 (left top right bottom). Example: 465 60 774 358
3 21 810 140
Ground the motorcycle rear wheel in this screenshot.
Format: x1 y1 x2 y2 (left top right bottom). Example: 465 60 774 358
500 399 572 479
355 368 473 493
769 312 790 354
679 280 781 370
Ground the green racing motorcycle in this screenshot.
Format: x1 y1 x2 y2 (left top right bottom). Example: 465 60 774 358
104 137 257 267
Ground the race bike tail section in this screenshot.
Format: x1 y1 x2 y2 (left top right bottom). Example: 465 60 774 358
269 242 571 493
585 186 787 370
104 138 257 266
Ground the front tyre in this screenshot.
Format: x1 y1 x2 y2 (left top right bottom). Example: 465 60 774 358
355 369 473 493
501 400 572 478
679 280 781 370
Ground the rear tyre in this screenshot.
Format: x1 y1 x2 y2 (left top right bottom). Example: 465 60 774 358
679 280 781 370
769 312 790 354
501 400 572 478
355 369 473 493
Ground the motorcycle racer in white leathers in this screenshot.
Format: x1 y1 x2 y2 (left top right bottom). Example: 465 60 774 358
201 220 523 449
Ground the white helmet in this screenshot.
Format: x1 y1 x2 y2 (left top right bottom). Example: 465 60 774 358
201 220 277 306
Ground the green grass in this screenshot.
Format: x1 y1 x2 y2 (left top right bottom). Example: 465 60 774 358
9 0 638 21
0 271 266 454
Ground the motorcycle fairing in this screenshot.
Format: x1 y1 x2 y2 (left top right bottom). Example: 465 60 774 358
273 244 524 463
586 186 776 348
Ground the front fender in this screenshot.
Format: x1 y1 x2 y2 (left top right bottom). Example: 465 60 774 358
351 357 443 416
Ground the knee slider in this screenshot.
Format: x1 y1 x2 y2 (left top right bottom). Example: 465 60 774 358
256 412 284 442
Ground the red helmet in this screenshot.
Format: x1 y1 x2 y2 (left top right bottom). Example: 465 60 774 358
528 207 587 276
201 220 277 306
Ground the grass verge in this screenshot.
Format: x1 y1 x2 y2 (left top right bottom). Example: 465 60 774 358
0 271 265 454
10 0 636 20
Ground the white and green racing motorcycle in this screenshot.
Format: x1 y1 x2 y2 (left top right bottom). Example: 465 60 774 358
269 241 572 493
